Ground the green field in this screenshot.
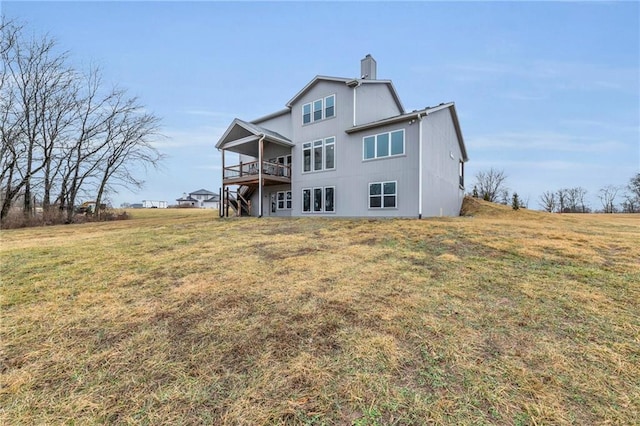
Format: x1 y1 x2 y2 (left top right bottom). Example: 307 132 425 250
1 200 639 425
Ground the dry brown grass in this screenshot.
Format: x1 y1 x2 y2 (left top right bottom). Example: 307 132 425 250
1 201 639 425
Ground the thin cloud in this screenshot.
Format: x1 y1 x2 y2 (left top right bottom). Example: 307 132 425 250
182 109 236 119
446 60 638 94
468 132 627 153
153 125 228 149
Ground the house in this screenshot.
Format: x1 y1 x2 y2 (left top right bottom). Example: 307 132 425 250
177 189 220 209
142 200 167 209
216 55 468 218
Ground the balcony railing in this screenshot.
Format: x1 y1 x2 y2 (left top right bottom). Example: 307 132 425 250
223 160 291 180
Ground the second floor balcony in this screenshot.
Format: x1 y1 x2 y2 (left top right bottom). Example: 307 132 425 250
223 160 291 185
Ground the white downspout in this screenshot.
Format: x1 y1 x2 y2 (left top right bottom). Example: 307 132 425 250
418 114 423 219
258 134 265 218
353 80 362 127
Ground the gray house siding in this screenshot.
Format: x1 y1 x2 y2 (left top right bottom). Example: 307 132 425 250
252 111 292 138
355 83 403 126
421 108 465 217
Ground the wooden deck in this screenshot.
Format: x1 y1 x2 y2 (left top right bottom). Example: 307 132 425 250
223 160 291 186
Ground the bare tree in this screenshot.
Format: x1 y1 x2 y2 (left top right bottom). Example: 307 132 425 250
1 20 163 226
539 190 557 212
556 188 567 213
599 185 620 213
621 173 640 213
92 94 162 218
474 168 508 203
629 173 640 199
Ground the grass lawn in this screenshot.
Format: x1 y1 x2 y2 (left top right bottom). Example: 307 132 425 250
1 199 639 425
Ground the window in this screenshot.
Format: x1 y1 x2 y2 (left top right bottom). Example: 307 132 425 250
303 189 311 212
325 95 335 118
369 181 397 209
363 130 405 160
302 104 311 124
302 137 335 173
303 143 311 172
325 187 335 212
314 140 323 171
277 191 292 210
302 187 335 213
459 160 464 188
313 100 323 121
302 94 335 124
276 155 292 177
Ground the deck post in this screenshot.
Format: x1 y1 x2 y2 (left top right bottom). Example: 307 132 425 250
258 135 264 218
221 149 225 217
225 187 230 217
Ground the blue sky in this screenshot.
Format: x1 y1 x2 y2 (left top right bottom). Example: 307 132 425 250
3 1 639 210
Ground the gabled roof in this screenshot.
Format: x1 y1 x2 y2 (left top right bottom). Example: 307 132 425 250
176 196 197 202
346 102 468 162
204 195 220 202
190 189 216 196
215 118 293 150
285 75 405 114
251 108 290 124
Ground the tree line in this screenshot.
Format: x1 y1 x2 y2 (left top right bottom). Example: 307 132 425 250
1 20 163 226
472 168 640 213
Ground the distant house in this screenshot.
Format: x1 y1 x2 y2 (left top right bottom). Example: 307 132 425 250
177 189 220 209
142 200 167 209
216 54 468 218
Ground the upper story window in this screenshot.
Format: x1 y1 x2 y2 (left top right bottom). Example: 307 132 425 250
363 129 404 160
303 137 335 173
302 94 335 125
459 160 464 188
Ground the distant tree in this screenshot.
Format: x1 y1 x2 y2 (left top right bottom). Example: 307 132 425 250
629 173 640 199
499 188 510 205
621 173 640 213
474 168 508 203
598 185 620 213
539 191 556 212
556 188 567 213
564 187 589 213
512 192 520 210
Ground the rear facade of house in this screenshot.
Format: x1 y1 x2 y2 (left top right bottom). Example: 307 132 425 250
216 55 468 218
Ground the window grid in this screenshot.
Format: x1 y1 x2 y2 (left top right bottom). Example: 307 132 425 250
277 191 292 210
369 181 397 209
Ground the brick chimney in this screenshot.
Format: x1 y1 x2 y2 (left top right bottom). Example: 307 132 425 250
360 54 377 80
